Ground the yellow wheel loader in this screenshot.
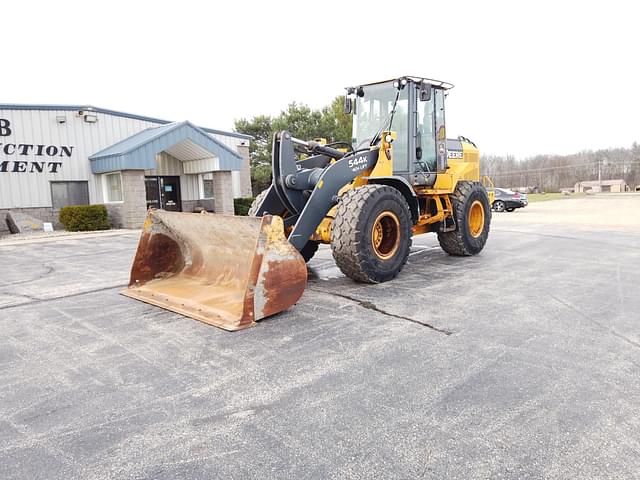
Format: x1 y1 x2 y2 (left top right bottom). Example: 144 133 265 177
123 76 492 330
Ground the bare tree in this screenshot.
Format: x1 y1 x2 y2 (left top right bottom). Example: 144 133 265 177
481 143 640 192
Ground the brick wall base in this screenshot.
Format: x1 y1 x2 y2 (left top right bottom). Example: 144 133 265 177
119 170 148 229
212 171 235 214
105 204 124 228
2 168 237 233
236 145 253 198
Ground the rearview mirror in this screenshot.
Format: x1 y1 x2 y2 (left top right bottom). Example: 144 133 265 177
419 83 432 102
343 96 353 114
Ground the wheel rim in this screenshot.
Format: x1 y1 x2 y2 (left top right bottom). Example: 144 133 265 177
468 200 485 238
371 211 401 260
495 201 504 212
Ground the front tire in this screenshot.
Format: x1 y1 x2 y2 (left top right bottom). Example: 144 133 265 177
331 185 412 283
438 181 491 256
493 200 505 212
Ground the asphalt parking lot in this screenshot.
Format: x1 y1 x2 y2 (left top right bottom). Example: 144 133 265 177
2 194 640 479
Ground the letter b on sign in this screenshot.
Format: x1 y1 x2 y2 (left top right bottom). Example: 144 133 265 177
0 119 11 137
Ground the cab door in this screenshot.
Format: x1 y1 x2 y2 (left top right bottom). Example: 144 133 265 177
416 86 447 173
433 88 447 173
415 85 437 173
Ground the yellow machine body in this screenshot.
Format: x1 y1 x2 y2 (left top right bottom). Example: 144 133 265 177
123 76 491 331
313 133 490 241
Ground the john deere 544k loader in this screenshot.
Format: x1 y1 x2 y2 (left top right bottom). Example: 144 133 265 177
123 76 493 330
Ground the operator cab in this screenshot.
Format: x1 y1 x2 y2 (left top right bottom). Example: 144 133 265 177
344 76 454 187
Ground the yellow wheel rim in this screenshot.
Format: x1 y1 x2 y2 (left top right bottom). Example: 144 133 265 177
468 200 485 238
371 211 401 260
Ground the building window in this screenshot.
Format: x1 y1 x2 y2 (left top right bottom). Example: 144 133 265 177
200 173 214 199
103 172 123 203
51 181 90 209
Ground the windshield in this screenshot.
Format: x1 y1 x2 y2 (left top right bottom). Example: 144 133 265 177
353 82 409 170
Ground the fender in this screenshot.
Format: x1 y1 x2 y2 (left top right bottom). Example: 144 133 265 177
367 176 420 224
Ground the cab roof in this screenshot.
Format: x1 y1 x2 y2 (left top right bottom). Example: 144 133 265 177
355 76 454 90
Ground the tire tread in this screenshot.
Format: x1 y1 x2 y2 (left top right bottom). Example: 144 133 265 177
437 181 491 256
332 185 412 283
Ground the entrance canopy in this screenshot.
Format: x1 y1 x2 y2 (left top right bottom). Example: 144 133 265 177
89 121 243 174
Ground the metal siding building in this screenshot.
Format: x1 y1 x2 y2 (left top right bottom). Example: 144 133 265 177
0 105 252 230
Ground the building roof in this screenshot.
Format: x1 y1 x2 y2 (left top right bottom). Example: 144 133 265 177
0 103 252 140
89 121 243 174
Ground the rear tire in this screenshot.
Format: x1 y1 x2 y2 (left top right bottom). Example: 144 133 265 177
331 185 412 283
249 189 318 263
438 181 491 256
493 200 505 212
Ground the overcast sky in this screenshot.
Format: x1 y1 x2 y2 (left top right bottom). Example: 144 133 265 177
4 0 638 158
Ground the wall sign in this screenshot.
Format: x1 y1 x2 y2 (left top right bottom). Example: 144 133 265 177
0 118 74 173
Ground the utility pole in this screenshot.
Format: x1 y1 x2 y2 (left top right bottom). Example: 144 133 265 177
539 171 543 192
598 159 602 189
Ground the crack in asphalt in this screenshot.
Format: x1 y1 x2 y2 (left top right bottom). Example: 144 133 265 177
0 284 127 311
43 247 136 261
550 294 640 350
0 264 55 287
314 289 453 335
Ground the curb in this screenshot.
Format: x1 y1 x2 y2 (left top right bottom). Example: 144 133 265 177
0 229 141 246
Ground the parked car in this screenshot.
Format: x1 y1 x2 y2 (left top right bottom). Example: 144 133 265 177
492 188 528 212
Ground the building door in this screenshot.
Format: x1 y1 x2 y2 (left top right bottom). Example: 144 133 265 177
160 176 181 211
145 177 161 209
145 176 182 211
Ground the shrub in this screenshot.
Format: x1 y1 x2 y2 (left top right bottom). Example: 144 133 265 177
59 204 110 231
234 197 255 216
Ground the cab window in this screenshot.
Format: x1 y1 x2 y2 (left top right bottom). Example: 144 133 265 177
417 93 436 172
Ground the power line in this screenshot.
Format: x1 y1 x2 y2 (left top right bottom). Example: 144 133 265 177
484 161 640 177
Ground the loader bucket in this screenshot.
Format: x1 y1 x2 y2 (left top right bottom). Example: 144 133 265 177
121 210 307 331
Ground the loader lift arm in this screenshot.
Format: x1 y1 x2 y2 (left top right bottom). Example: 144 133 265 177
252 130 380 250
